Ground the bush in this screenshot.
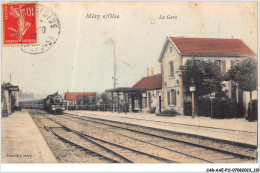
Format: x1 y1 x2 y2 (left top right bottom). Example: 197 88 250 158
212 98 243 119
247 99 258 121
149 107 156 114
184 100 192 116
156 109 180 116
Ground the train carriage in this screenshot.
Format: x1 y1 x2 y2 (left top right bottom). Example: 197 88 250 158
19 99 45 109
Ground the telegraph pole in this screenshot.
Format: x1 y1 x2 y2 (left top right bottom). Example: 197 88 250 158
113 40 117 88
189 78 196 118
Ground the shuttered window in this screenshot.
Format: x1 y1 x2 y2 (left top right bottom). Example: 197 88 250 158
171 90 177 106
168 90 177 106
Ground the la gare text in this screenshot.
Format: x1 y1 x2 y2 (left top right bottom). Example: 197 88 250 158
86 14 120 20
159 15 177 20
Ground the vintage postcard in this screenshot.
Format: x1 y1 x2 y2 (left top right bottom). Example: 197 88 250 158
1 1 259 172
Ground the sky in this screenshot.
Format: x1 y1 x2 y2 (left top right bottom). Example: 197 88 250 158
1 1 258 98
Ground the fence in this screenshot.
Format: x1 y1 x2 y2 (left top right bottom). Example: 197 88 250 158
247 99 258 121
184 97 244 119
67 104 129 113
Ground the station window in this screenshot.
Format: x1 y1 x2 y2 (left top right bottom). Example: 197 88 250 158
135 99 139 108
214 60 226 73
169 62 174 78
167 89 177 106
169 47 172 53
217 60 221 66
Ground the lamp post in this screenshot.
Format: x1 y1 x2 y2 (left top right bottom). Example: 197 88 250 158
189 78 196 118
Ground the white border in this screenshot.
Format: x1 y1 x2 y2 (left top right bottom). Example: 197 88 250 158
1 1 259 173
1 163 260 172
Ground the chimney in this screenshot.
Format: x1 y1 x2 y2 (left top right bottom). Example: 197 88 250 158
147 68 150 77
151 68 154 76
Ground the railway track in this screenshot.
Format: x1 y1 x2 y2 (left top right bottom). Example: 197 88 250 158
43 126 82 163
32 111 176 163
42 114 188 163
47 126 129 163
29 110 257 163
49 125 174 163
31 111 119 163
63 113 257 160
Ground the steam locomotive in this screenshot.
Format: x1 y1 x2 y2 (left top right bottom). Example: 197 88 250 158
19 92 65 114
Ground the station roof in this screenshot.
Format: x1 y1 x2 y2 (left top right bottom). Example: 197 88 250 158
159 37 254 61
2 82 19 91
105 87 145 93
65 92 96 101
170 37 254 55
133 74 162 90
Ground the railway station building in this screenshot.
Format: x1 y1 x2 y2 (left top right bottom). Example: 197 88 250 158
133 69 162 113
1 82 19 117
158 37 256 114
105 69 162 114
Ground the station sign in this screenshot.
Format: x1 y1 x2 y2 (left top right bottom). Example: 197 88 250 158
189 86 196 92
7 86 19 91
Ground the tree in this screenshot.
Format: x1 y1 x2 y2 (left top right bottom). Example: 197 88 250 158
100 92 112 105
82 96 91 105
18 89 35 100
76 97 82 105
226 58 257 116
90 94 100 105
76 96 93 106
182 59 223 96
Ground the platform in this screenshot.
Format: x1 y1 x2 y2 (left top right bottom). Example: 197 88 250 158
1 110 57 163
67 110 258 147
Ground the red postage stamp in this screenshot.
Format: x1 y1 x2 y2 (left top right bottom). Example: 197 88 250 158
2 2 37 45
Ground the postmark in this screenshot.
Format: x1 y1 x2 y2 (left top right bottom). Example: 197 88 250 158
21 4 61 54
2 2 37 45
